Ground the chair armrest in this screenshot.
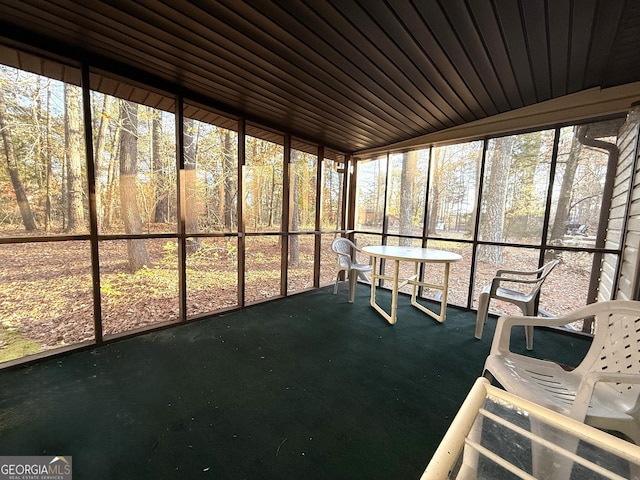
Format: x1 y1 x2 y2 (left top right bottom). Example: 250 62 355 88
491 276 543 289
584 372 640 385
355 247 374 265
352 247 371 265
491 267 548 292
571 372 640 421
496 267 543 278
490 314 575 355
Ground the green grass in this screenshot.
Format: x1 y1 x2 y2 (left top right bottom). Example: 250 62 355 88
0 328 40 363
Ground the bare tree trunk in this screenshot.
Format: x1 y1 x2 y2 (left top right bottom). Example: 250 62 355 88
45 85 52 232
119 99 150 270
104 108 121 231
269 166 275 228
0 86 37 231
290 151 300 266
64 84 85 232
478 136 515 264
93 95 110 230
217 155 225 229
549 128 582 245
184 117 201 253
399 150 417 246
34 80 44 222
152 109 168 223
428 149 444 235
222 131 236 230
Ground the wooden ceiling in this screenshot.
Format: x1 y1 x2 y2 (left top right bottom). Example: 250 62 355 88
1 0 639 154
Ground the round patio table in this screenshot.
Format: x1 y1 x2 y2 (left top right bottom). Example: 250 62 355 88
362 245 462 325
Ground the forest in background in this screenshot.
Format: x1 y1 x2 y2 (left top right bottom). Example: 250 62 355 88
0 62 621 364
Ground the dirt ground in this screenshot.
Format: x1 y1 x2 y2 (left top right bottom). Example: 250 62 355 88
0 234 590 361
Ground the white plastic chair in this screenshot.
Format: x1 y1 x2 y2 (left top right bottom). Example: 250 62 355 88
331 237 371 303
421 377 640 480
475 259 559 350
483 300 640 478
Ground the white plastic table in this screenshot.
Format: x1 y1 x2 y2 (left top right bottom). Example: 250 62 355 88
362 245 462 325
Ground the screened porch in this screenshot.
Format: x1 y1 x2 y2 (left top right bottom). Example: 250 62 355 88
2 1 640 479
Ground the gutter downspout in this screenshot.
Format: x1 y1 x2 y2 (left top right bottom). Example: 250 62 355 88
576 126 618 305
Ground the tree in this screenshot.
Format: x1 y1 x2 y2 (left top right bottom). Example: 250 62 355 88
478 136 515 264
92 94 111 230
152 109 168 223
289 150 300 266
0 83 38 231
118 99 150 270
399 150 417 245
44 81 52 232
64 84 85 232
184 117 201 252
503 132 548 241
549 127 583 246
428 148 444 235
222 130 236 230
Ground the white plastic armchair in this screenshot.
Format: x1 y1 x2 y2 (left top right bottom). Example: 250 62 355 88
421 377 640 480
483 300 640 478
475 259 559 350
331 237 371 303
484 300 640 445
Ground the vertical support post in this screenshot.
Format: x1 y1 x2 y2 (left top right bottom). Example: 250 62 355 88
346 154 356 234
418 147 433 299
176 95 187 321
237 119 246 308
281 133 291 296
314 146 324 288
81 63 103 343
468 140 489 310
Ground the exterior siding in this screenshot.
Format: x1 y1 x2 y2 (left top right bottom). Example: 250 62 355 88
612 105 640 300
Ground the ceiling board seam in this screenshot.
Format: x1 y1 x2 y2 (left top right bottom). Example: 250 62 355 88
304 0 455 128
98 1 399 138
60 2 392 144
412 0 497 121
260 0 447 130
148 0 414 138
331 0 458 127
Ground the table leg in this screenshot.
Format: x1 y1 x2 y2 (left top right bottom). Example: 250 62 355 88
368 255 397 325
389 259 400 324
369 256 377 307
440 263 450 322
409 261 450 323
410 260 419 305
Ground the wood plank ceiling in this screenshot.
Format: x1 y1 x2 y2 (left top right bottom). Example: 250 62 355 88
0 0 639 154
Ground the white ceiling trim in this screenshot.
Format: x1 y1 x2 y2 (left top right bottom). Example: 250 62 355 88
355 82 640 158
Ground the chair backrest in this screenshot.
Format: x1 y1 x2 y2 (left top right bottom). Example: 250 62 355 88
527 259 560 297
574 300 640 409
331 237 357 269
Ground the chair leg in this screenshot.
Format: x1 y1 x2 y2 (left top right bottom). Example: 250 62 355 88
475 293 490 340
333 272 341 295
524 326 534 351
523 303 535 350
348 269 357 303
530 418 578 480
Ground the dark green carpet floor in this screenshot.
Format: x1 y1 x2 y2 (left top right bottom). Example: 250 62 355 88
0 285 591 479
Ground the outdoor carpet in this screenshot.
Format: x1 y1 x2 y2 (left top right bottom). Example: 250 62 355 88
0 285 591 479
